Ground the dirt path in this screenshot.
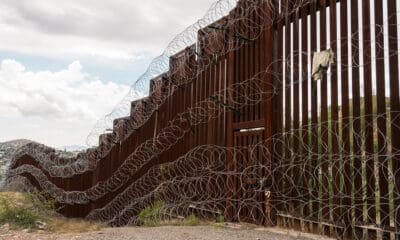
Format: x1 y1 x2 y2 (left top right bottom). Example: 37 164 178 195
0 224 333 240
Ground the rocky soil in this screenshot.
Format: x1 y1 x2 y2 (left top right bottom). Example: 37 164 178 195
0 223 332 240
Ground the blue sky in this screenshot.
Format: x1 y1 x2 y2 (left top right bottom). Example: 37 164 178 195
0 0 217 147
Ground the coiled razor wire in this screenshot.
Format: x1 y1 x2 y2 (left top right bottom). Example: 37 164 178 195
3 0 400 239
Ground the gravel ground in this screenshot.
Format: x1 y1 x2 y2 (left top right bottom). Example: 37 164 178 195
0 224 332 240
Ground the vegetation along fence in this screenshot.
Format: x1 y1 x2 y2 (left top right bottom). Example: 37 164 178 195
4 0 400 239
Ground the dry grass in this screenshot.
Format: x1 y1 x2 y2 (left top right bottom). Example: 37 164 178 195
47 217 104 233
0 192 25 203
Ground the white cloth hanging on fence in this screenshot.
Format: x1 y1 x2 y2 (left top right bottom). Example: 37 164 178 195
312 48 334 81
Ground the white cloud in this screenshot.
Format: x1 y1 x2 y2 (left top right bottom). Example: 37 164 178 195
0 0 217 60
0 59 130 147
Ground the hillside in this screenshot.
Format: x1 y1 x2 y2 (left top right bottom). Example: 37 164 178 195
0 139 33 186
0 140 88 188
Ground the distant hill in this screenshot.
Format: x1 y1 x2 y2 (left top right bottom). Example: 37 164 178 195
0 140 87 189
58 145 87 152
0 139 34 186
56 145 87 158
0 139 32 150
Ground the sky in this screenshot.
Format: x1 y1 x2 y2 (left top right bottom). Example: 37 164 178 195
0 0 217 148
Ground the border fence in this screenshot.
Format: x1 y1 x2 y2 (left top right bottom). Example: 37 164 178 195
5 0 400 239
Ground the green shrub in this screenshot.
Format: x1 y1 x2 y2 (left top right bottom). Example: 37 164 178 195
184 213 199 226
0 191 58 229
0 195 40 229
138 200 165 227
216 213 225 223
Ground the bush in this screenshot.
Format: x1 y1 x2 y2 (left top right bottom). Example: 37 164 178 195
184 213 199 226
0 191 58 229
216 213 225 223
0 194 40 229
138 200 165 227
0 192 104 233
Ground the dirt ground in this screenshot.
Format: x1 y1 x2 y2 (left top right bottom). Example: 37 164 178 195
0 223 333 240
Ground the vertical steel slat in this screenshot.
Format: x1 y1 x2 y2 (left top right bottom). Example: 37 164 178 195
263 0 275 225
291 1 301 227
350 0 363 238
273 0 284 225
319 2 331 232
309 0 319 226
225 9 236 221
300 0 310 224
329 1 340 237
361 2 376 236
387 0 400 235
374 1 390 238
283 0 292 225
339 0 352 238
